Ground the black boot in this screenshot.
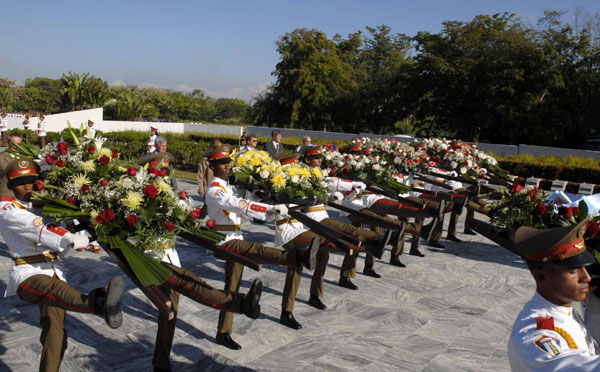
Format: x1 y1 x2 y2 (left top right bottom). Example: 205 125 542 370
363 266 381 278
365 229 392 259
463 228 477 235
280 311 302 330
410 246 425 257
308 294 327 310
428 241 444 249
241 279 262 319
339 277 359 290
446 235 462 242
420 218 438 241
296 237 320 271
389 255 406 267
94 276 125 329
216 333 242 350
389 222 406 249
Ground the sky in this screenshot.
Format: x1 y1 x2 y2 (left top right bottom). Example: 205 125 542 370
1 0 599 102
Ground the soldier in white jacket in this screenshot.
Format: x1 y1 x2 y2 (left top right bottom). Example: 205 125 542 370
508 220 600 371
205 144 319 350
0 158 125 372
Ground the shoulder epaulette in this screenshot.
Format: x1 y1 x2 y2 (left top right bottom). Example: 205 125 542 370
1 196 14 202
211 182 220 187
537 316 555 331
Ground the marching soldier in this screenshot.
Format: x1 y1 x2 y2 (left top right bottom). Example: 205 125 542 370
0 158 126 372
508 220 600 370
205 144 319 350
300 145 392 296
139 147 264 372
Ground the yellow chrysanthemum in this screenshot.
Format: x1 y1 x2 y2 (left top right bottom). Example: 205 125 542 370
311 168 322 178
72 173 91 188
155 177 173 195
286 166 301 177
80 160 96 172
99 148 113 158
250 156 262 166
300 167 311 180
121 191 144 210
272 174 286 188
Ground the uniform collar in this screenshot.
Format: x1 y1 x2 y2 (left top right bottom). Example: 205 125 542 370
13 197 32 210
532 291 573 317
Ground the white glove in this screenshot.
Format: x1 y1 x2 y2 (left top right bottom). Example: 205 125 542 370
59 233 89 250
271 204 289 217
332 191 344 201
352 182 367 193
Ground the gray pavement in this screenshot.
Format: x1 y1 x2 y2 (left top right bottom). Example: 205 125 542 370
0 179 537 371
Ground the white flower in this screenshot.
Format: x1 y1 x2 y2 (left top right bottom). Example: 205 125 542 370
291 175 300 184
259 170 270 179
373 164 380 171
459 167 467 174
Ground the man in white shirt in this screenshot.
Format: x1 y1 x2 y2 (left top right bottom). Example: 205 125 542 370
238 133 258 154
508 220 600 371
295 136 312 153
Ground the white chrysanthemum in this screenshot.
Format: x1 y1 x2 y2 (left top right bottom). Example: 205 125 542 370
291 175 300 184
72 173 91 187
80 160 96 172
259 170 269 179
99 148 112 158
155 177 172 195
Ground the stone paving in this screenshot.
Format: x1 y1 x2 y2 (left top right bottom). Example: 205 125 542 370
0 179 538 371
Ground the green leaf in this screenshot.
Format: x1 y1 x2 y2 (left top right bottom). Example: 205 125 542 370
578 200 589 221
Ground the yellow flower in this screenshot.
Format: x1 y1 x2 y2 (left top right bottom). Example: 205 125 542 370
155 177 173 195
250 156 262 166
286 166 301 177
89 210 99 224
72 173 91 188
272 174 286 188
300 167 311 180
80 160 96 172
117 166 128 172
311 168 322 178
121 191 144 210
99 148 112 158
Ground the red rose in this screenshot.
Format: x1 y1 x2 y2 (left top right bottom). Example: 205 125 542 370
585 221 600 238
57 142 68 155
81 184 90 193
558 206 573 220
206 220 216 229
127 167 137 176
67 198 77 205
148 166 160 176
190 208 202 220
365 167 371 172
330 169 336 175
178 191 188 200
34 179 45 191
95 209 114 224
98 155 110 166
56 160 65 168
45 155 54 165
535 203 548 216
88 145 95 154
144 184 159 198
112 149 119 158
100 178 109 186
165 221 176 232
127 214 138 226
343 167 350 173
159 168 168 177
511 181 524 194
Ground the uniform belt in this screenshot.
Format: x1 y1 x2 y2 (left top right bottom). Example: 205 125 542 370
214 224 242 231
275 218 300 225
302 206 326 213
13 252 57 266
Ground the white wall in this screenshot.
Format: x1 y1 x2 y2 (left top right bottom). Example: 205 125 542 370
5 108 103 133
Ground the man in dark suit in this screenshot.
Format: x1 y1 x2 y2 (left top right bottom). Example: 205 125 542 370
264 129 282 158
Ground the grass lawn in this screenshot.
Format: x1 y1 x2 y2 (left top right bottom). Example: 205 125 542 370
174 169 197 181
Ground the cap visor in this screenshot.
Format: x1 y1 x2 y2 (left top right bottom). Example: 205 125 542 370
555 249 597 268
209 157 231 164
11 176 37 186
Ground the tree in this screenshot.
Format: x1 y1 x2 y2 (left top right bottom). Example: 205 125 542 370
59 72 108 111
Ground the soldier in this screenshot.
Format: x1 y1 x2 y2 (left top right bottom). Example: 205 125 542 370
0 132 23 197
205 144 319 350
37 114 47 148
300 145 392 295
0 158 126 372
1 112 7 147
508 220 600 370
139 147 264 372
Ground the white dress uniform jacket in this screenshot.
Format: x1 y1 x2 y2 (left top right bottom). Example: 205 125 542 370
0 116 7 132
508 292 600 371
0 196 71 296
37 119 47 137
205 176 271 243
303 177 354 222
